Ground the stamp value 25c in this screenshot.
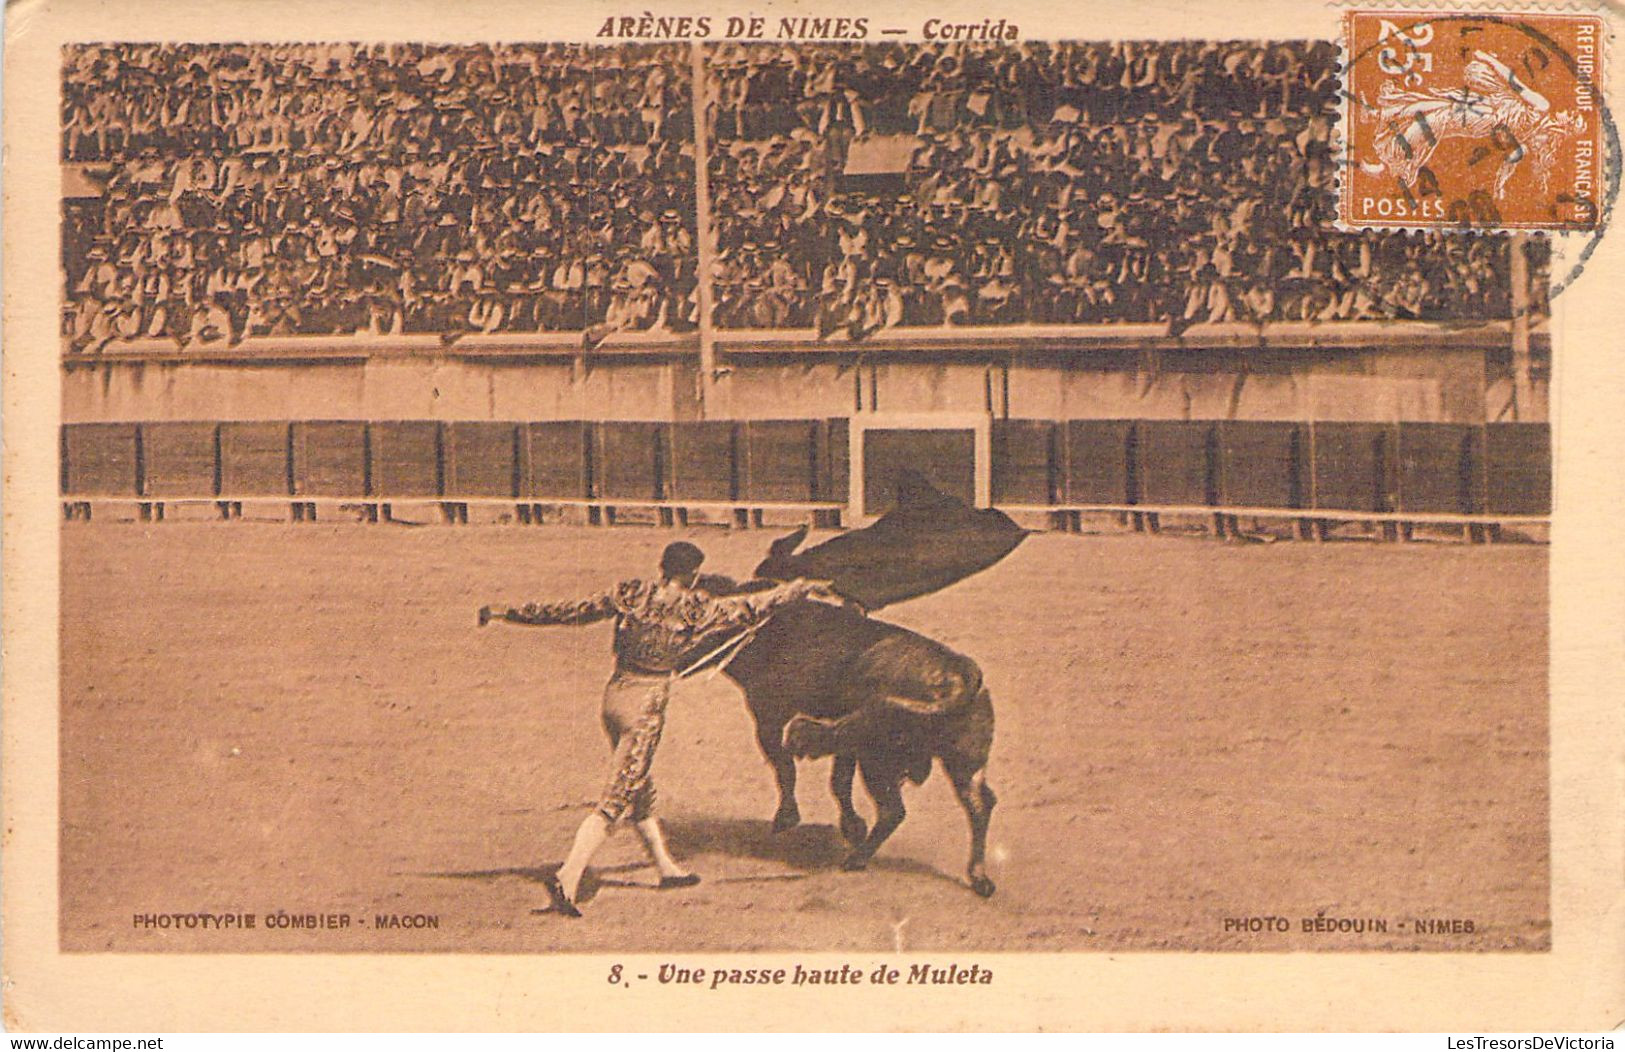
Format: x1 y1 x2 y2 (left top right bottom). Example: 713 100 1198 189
1342 10 1606 230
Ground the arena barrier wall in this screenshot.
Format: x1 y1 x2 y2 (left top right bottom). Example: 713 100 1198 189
991 420 1057 506
820 419 850 505
1485 422 1552 516
1396 423 1483 515
1218 421 1303 510
520 421 592 501
669 421 738 502
61 416 1552 529
139 421 219 498
219 422 292 496
1135 421 1219 508
62 422 140 497
443 422 519 499
741 420 817 503
1061 420 1137 506
594 421 667 502
291 421 368 498
1309 423 1391 514
368 420 442 499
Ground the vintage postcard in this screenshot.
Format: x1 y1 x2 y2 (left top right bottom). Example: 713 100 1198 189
4 0 1623 1032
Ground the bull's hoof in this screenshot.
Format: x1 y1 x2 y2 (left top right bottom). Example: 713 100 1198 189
840 852 871 872
969 875 996 898
770 807 801 833
839 813 869 847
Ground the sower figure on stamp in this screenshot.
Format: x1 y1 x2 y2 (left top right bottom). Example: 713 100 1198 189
479 541 842 918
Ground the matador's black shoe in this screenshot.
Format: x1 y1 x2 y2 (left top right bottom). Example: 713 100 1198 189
542 874 583 918
783 715 839 758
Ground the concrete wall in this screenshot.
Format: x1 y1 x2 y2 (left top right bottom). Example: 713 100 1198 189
61 344 1517 425
1006 346 1497 424
63 356 696 424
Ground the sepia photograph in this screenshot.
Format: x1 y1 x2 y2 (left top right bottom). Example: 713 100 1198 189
7 0 1624 1032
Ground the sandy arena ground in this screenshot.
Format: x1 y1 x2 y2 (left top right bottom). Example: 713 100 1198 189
59 518 1549 953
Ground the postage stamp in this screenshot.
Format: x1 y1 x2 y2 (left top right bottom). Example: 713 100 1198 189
1342 10 1607 230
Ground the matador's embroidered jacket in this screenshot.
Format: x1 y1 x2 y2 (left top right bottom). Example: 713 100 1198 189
499 577 816 674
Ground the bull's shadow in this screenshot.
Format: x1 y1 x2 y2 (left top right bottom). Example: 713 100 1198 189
663 816 961 889
417 815 964 901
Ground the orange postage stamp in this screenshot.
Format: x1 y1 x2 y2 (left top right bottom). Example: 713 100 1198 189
1342 10 1607 230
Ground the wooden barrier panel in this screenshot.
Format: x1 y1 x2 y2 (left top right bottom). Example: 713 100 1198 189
1310 422 1392 512
742 420 817 502
992 420 1056 505
1218 421 1302 509
819 418 850 503
1485 422 1551 515
520 421 591 500
139 422 219 497
668 421 738 501
368 420 441 498
1136 420 1216 506
61 415 1555 524
219 422 291 496
62 423 140 496
1396 423 1482 514
291 421 367 497
1062 420 1134 504
595 422 666 500
443 422 518 498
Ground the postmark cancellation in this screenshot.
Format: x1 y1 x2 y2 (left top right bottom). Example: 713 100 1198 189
1341 9 1606 230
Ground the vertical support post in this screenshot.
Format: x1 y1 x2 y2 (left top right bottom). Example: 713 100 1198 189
1509 232 1532 421
690 42 718 419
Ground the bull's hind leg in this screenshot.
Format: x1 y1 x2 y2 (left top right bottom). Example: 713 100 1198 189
831 755 868 847
842 759 905 871
753 716 801 832
944 755 998 898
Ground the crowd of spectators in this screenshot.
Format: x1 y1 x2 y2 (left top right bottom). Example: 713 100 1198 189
706 41 1532 334
62 43 697 350
61 40 1540 351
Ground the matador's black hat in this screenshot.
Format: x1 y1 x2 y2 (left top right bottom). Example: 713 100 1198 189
660 541 705 578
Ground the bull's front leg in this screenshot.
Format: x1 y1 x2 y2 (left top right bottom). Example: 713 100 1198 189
753 715 801 832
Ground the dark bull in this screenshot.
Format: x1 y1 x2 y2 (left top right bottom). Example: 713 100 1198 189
717 474 1026 897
